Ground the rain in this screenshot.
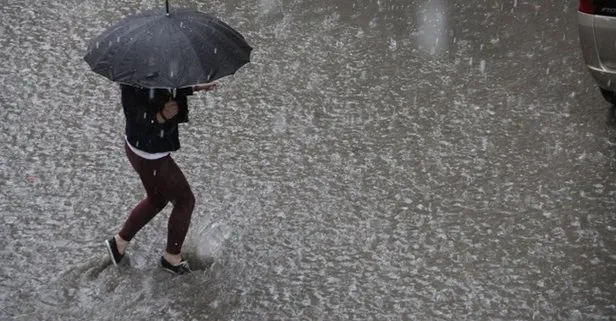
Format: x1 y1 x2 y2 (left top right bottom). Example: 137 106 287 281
2 0 616 320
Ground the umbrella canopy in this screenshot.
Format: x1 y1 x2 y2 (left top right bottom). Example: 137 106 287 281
84 1 252 88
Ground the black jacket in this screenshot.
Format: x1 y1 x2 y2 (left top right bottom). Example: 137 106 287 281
121 84 194 153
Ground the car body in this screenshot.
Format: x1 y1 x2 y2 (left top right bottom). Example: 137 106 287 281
578 0 616 103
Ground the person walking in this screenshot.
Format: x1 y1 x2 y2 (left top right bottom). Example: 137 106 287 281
104 82 217 275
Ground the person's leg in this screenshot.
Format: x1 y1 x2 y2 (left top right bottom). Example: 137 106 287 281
115 143 169 254
153 155 195 265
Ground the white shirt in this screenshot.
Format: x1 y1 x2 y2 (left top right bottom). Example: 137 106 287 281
124 135 170 160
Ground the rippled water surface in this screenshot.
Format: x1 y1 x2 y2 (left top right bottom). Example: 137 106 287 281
2 0 616 320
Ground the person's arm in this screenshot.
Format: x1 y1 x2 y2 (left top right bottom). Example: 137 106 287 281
192 83 218 92
177 87 194 96
160 84 218 124
122 85 169 125
173 83 217 97
175 94 189 123
173 83 217 123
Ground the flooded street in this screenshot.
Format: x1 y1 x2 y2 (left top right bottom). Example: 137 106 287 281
2 0 616 320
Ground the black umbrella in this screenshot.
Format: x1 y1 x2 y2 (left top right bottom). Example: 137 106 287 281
84 0 252 89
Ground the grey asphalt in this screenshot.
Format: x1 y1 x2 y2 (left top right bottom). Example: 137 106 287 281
2 0 616 320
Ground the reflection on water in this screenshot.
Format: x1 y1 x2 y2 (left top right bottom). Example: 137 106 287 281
416 0 449 57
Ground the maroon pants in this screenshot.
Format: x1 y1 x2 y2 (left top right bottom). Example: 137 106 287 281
119 142 195 255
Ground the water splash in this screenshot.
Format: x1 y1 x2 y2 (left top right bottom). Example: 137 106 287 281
184 222 233 267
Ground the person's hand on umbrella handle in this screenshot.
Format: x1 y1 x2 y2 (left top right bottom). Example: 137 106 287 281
193 83 218 92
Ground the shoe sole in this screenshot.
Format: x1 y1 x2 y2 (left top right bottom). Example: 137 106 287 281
104 240 119 266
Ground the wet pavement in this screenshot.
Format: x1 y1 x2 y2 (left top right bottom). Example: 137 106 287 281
2 0 616 320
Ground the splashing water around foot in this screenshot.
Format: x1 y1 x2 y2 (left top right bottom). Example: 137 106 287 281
182 221 233 271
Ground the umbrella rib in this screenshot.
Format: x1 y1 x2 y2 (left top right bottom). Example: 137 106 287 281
87 14 156 70
184 18 251 63
173 20 228 81
188 24 244 67
168 19 207 87
185 19 252 81
109 17 165 83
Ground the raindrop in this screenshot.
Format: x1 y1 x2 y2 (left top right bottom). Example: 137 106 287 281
480 60 486 74
149 88 155 100
143 112 147 119
96 41 100 49
389 39 397 51
180 22 184 28
109 41 112 47
136 141 140 148
169 60 179 80
160 129 164 138
117 36 121 43
214 48 218 54
153 170 157 176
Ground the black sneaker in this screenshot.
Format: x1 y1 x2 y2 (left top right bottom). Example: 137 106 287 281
160 257 192 275
104 237 124 266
